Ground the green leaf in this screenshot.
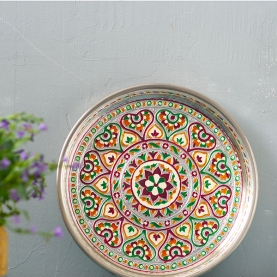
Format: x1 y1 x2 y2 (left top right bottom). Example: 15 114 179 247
117 163 124 169
187 200 196 208
154 200 167 206
181 191 187 198
162 153 170 159
129 148 140 153
126 136 133 143
124 171 131 177
113 181 119 191
143 210 151 217
193 180 199 189
132 214 141 225
128 226 135 233
171 145 179 155
180 167 186 175
179 226 187 233
188 159 193 170
138 153 146 161
166 208 173 216
125 194 133 201
172 216 183 222
100 181 107 190
149 142 160 148
150 222 163 228
119 199 123 211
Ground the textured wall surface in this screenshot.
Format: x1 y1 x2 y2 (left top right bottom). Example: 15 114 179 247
0 2 276 277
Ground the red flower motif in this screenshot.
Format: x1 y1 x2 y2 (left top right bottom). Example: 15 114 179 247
142 143 148 149
138 166 174 203
162 143 169 149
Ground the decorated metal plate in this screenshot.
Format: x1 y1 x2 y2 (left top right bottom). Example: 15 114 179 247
57 84 258 277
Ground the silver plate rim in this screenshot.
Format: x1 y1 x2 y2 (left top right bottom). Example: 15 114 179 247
57 83 258 277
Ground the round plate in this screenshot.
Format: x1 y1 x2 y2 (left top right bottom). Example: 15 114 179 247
57 84 258 277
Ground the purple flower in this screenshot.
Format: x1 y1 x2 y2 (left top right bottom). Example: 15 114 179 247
16 130 25 138
21 169 29 182
12 215 20 225
38 190 46 200
19 151 28 160
0 119 9 130
32 161 48 177
10 189 20 202
1 158 10 168
62 156 68 163
30 226 37 234
39 123 47 131
71 162 80 170
23 123 32 130
53 226 63 238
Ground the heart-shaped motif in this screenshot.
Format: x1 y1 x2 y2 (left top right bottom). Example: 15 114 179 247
123 230 156 261
190 217 219 247
174 222 191 239
148 232 165 247
172 132 189 148
156 109 188 139
80 186 110 220
202 185 232 218
192 151 208 168
201 150 231 184
194 201 211 218
93 176 109 194
122 223 140 239
103 202 118 218
93 217 124 248
145 123 164 139
121 131 139 147
202 176 218 193
188 123 216 151
94 123 122 152
158 230 192 262
120 110 154 139
102 151 118 168
80 151 109 184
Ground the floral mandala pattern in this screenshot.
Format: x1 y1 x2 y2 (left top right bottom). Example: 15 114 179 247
66 97 245 274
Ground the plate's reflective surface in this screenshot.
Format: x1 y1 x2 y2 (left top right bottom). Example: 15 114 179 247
57 85 258 277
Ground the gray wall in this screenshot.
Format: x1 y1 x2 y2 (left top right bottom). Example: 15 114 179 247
0 2 276 277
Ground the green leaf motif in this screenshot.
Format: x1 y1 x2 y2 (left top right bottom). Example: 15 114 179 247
193 180 199 189
150 222 163 228
132 214 141 225
149 142 160 148
171 145 179 155
129 148 140 153
187 200 196 209
172 216 183 222
128 226 135 233
126 136 133 143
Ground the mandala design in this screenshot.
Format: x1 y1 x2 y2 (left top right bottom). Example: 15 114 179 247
66 97 245 274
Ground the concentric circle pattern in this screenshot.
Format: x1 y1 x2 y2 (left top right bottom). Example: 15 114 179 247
58 86 257 277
